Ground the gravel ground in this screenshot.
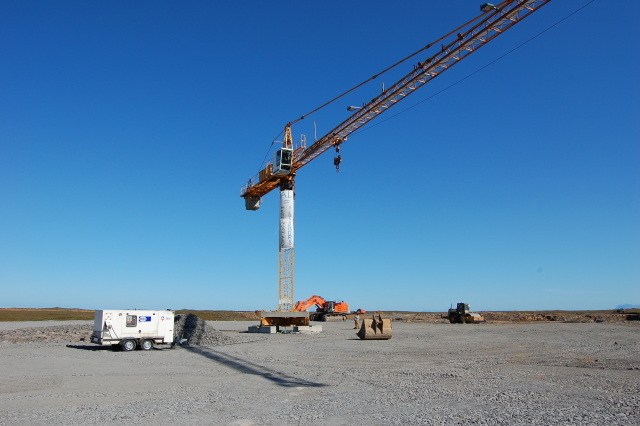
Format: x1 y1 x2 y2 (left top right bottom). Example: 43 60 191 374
0 319 638 425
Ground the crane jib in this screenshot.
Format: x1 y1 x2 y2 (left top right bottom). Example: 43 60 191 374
240 0 552 204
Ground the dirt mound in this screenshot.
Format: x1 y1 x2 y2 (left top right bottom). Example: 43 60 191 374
384 311 637 323
388 313 446 323
483 312 633 323
173 314 236 346
0 324 91 343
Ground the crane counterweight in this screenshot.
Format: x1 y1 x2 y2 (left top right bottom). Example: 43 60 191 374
245 196 261 211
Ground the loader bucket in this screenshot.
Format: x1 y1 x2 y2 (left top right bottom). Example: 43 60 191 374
356 315 392 340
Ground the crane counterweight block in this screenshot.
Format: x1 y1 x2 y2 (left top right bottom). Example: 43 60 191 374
245 196 261 211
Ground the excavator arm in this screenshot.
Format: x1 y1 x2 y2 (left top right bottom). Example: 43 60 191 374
292 295 327 312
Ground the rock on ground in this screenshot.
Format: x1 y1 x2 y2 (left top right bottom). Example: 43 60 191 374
0 324 92 344
173 313 240 346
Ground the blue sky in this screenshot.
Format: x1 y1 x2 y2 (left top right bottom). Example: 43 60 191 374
1 1 638 312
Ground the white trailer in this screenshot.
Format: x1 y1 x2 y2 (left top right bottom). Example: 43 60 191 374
90 309 174 351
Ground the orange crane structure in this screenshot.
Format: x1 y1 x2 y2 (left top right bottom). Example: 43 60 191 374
240 1 552 312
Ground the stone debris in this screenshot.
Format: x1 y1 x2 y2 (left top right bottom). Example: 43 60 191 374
0 324 91 344
2 320 638 424
171 314 239 346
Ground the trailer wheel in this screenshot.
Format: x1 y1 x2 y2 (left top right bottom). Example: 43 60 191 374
121 339 136 352
140 339 154 351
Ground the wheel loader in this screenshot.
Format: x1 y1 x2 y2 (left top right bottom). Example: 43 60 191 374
446 303 485 324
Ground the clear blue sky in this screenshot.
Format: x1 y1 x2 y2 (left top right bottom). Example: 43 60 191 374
1 1 638 312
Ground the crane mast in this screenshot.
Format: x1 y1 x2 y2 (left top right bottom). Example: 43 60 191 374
240 0 552 311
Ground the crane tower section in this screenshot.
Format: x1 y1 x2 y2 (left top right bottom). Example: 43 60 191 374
278 189 294 309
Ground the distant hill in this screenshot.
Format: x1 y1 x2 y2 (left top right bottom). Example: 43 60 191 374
616 304 640 309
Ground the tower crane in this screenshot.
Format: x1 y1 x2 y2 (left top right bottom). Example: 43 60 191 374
240 1 552 312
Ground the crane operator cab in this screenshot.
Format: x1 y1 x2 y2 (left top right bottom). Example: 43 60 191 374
274 148 293 175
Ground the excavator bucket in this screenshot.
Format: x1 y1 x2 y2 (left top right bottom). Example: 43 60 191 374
356 314 392 340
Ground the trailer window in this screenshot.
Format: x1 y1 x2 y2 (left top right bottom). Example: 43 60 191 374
126 315 137 327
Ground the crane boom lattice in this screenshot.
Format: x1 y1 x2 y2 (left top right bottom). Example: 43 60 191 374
241 0 551 202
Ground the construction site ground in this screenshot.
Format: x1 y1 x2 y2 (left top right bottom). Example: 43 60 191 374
1 315 638 425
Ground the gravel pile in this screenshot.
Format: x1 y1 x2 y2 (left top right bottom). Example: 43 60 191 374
173 313 240 346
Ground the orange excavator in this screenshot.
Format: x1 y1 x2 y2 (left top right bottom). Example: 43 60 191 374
293 295 365 322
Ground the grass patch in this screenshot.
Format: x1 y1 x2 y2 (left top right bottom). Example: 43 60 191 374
0 309 94 322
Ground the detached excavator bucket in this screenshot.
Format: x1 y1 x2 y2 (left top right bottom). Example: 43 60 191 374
356 314 392 340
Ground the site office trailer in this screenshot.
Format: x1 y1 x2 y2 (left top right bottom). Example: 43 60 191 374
91 309 174 351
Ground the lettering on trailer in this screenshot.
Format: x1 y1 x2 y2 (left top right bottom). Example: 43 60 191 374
138 316 152 322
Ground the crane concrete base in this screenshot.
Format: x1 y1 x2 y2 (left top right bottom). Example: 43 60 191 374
247 311 323 333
